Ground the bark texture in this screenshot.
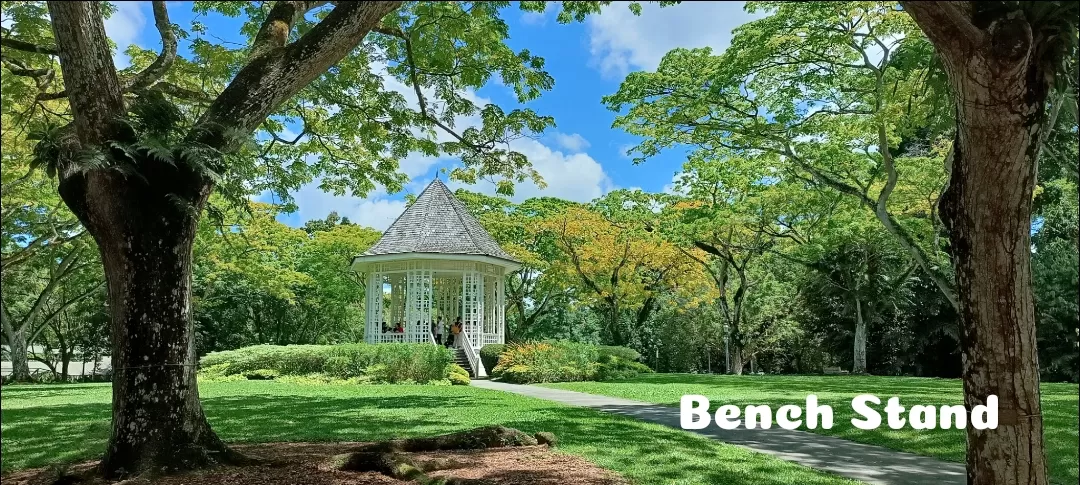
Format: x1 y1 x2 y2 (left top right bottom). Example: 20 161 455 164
901 3 1057 484
74 164 230 477
8 330 31 381
852 299 867 374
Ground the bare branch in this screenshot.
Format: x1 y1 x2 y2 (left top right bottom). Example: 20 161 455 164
125 1 177 91
0 33 58 55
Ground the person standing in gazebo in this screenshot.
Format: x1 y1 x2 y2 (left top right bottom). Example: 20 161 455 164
433 316 444 345
450 317 463 348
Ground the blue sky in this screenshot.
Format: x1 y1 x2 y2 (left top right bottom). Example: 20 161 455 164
104 1 763 230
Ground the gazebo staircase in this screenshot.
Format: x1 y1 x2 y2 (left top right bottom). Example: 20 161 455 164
454 347 475 377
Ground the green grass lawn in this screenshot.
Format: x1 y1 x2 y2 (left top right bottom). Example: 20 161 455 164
0 381 858 485
543 374 1080 485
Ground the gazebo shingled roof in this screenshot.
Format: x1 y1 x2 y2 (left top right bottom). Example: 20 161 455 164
358 178 520 264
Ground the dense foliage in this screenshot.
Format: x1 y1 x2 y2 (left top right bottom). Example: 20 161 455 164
2 1 1076 387
199 343 453 384
490 341 651 384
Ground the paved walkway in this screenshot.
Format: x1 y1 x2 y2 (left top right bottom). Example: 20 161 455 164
471 380 966 485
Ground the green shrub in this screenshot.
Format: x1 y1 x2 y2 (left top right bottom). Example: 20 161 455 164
491 341 600 384
197 372 245 383
489 341 652 383
244 368 280 380
595 356 653 381
598 345 641 362
448 364 470 378
448 372 470 386
199 343 452 384
199 363 232 378
479 344 506 373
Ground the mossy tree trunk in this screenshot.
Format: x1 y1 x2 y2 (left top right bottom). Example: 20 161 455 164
44 0 403 477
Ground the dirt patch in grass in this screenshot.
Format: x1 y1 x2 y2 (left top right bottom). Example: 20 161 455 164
5 442 628 485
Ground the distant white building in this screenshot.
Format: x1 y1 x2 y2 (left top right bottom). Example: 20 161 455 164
1 344 111 377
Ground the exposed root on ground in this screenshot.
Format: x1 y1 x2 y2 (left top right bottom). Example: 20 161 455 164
333 426 556 484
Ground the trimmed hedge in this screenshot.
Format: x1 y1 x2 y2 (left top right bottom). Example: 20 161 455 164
199 344 453 384
479 344 506 373
595 354 653 381
598 345 641 362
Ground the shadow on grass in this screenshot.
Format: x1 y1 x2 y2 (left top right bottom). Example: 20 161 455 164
2 383 854 485
548 374 1079 485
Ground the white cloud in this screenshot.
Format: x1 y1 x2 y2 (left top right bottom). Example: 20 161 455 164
662 172 689 195
443 137 613 203
290 136 615 229
288 183 407 231
520 10 549 26
103 2 147 69
587 2 763 79
551 132 591 153
617 143 637 159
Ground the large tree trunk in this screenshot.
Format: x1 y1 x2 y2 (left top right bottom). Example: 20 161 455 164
941 79 1047 485
60 164 236 478
729 346 744 375
42 0 402 476
8 330 31 382
901 3 1056 484
46 2 232 476
852 298 867 374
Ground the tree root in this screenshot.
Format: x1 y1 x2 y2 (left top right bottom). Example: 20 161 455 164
333 426 556 484
351 425 544 453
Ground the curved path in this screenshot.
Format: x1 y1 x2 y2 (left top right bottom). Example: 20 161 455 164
471 380 966 485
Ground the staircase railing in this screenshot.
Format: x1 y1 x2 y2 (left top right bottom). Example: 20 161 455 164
428 331 436 345
458 333 486 378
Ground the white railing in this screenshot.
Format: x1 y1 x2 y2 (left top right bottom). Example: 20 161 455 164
370 331 423 344
459 333 486 378
428 332 436 345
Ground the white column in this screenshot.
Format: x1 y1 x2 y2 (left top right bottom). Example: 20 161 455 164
405 270 416 342
390 274 405 342
365 271 383 344
460 270 484 348
497 274 505 344
406 268 433 343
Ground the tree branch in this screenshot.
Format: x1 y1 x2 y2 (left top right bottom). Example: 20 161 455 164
371 24 493 153
31 280 106 342
125 1 177 91
15 245 82 333
151 81 215 102
46 1 125 146
900 1 984 59
0 55 53 78
193 1 403 152
249 1 332 60
0 33 58 55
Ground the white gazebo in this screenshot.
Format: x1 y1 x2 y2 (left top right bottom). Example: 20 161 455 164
349 179 520 377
